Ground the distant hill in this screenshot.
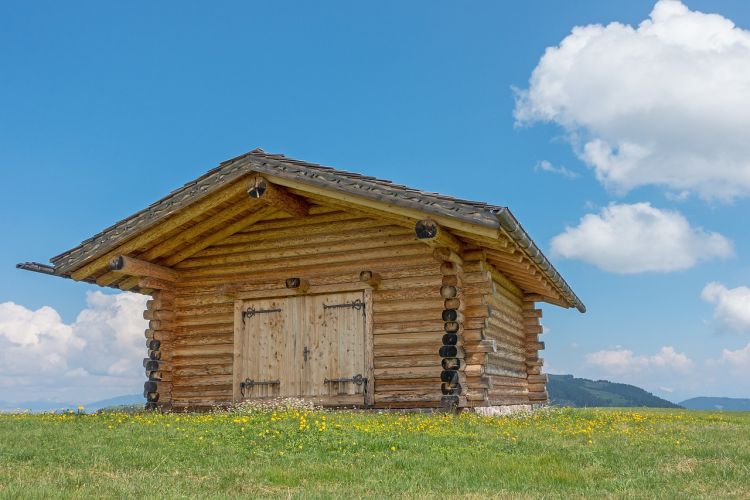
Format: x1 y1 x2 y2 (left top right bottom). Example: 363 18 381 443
0 394 142 413
547 374 681 408
679 397 750 411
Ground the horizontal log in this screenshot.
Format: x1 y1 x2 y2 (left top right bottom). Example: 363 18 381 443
178 244 431 278
173 344 233 357
374 355 443 369
373 332 443 347
527 374 548 384
174 365 232 377
463 339 496 353
374 321 443 335
179 254 437 287
143 309 174 321
487 374 528 387
173 374 232 387
528 391 548 402
374 366 443 380
146 298 174 311
374 393 443 404
182 233 420 269
373 285 440 302
144 329 173 341
171 354 233 367
139 277 174 290
373 309 444 324
528 341 545 351
206 223 409 258
374 344 443 357
172 334 233 347
373 298 444 314
525 325 544 335
111 255 178 282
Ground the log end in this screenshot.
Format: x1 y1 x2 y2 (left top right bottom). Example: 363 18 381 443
415 219 439 240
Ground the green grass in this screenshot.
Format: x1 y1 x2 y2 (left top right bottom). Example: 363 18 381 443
0 406 748 498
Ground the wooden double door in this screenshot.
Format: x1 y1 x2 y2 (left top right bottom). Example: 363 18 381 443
234 291 369 405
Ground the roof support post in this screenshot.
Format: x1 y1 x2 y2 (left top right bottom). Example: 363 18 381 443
109 255 178 282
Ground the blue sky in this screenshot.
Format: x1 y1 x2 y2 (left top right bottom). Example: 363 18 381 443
1 0 749 404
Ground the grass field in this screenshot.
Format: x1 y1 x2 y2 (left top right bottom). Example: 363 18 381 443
0 405 748 498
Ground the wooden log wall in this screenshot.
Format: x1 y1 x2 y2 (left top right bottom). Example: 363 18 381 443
523 296 548 403
143 288 174 410
165 209 447 409
456 250 532 408
483 268 530 406
436 252 466 410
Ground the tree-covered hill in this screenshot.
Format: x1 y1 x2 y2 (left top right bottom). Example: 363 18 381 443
547 374 681 408
679 397 750 411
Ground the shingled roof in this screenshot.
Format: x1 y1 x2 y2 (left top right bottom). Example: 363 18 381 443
18 148 585 312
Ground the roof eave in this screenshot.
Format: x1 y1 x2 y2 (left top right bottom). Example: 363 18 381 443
494 208 586 313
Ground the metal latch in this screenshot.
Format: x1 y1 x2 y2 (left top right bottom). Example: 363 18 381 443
242 306 282 324
239 378 280 396
323 299 365 314
324 373 368 398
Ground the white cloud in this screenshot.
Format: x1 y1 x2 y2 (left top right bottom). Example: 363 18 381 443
535 160 580 179
713 343 750 377
585 346 693 375
514 0 750 200
550 202 733 273
701 282 750 333
0 292 148 404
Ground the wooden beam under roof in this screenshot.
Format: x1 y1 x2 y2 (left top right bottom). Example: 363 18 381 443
138 197 263 263
109 255 178 282
414 219 462 254
69 177 252 282
162 205 277 267
248 175 309 217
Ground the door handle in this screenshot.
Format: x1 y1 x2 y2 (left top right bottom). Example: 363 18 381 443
303 346 310 362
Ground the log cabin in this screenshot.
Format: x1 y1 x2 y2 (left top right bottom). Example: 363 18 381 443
18 149 584 412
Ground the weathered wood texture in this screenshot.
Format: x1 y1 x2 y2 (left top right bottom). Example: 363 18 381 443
523 295 548 403
143 288 174 410
147 205 547 410
165 209 447 409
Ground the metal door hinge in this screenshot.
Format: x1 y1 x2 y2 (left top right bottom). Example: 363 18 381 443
239 378 280 397
324 373 366 385
323 299 365 315
324 374 368 399
242 306 282 323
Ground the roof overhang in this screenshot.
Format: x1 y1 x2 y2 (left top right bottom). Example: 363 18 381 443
18 149 585 312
